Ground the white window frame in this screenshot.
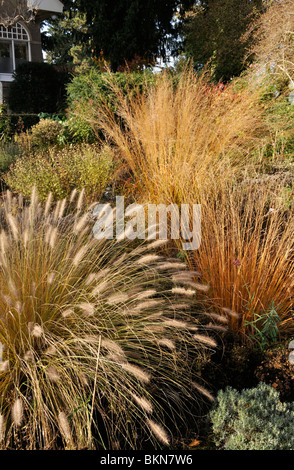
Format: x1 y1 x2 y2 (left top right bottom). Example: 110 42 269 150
0 22 31 81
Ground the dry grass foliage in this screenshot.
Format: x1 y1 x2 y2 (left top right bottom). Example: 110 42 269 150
189 178 294 335
72 67 294 339
0 188 218 450
72 68 263 204
247 0 294 85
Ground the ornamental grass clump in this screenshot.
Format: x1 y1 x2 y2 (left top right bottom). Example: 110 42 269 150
70 67 294 344
72 67 263 204
0 189 218 450
190 178 294 337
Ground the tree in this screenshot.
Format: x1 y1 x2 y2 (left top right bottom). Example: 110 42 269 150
43 0 194 71
183 0 264 82
0 0 37 26
81 0 196 71
41 0 91 69
248 0 294 86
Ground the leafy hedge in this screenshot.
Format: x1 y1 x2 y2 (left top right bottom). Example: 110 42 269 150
66 68 156 142
8 62 71 114
67 68 155 108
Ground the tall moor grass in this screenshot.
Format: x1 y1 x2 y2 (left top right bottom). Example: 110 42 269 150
74 68 263 204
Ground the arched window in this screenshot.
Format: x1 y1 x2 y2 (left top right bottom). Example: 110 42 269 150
0 23 31 74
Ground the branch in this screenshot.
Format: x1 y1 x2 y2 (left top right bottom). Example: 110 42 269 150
0 1 38 26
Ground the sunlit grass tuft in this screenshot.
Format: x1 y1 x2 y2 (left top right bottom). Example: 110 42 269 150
73 67 263 205
0 189 218 449
189 179 294 337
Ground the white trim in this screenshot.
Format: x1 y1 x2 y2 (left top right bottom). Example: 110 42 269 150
0 23 31 75
28 0 64 14
0 73 14 82
11 40 15 70
28 42 32 62
0 23 30 41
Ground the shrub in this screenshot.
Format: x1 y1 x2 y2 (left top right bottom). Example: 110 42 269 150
8 62 69 114
67 68 155 110
9 114 40 133
0 190 217 449
209 382 294 450
261 94 294 164
30 119 65 149
0 105 12 142
66 68 156 143
0 142 21 173
0 111 40 141
66 114 96 144
4 143 115 202
1 105 40 142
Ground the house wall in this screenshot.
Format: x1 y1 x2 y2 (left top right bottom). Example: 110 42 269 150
0 19 43 107
0 1 63 105
27 18 43 62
